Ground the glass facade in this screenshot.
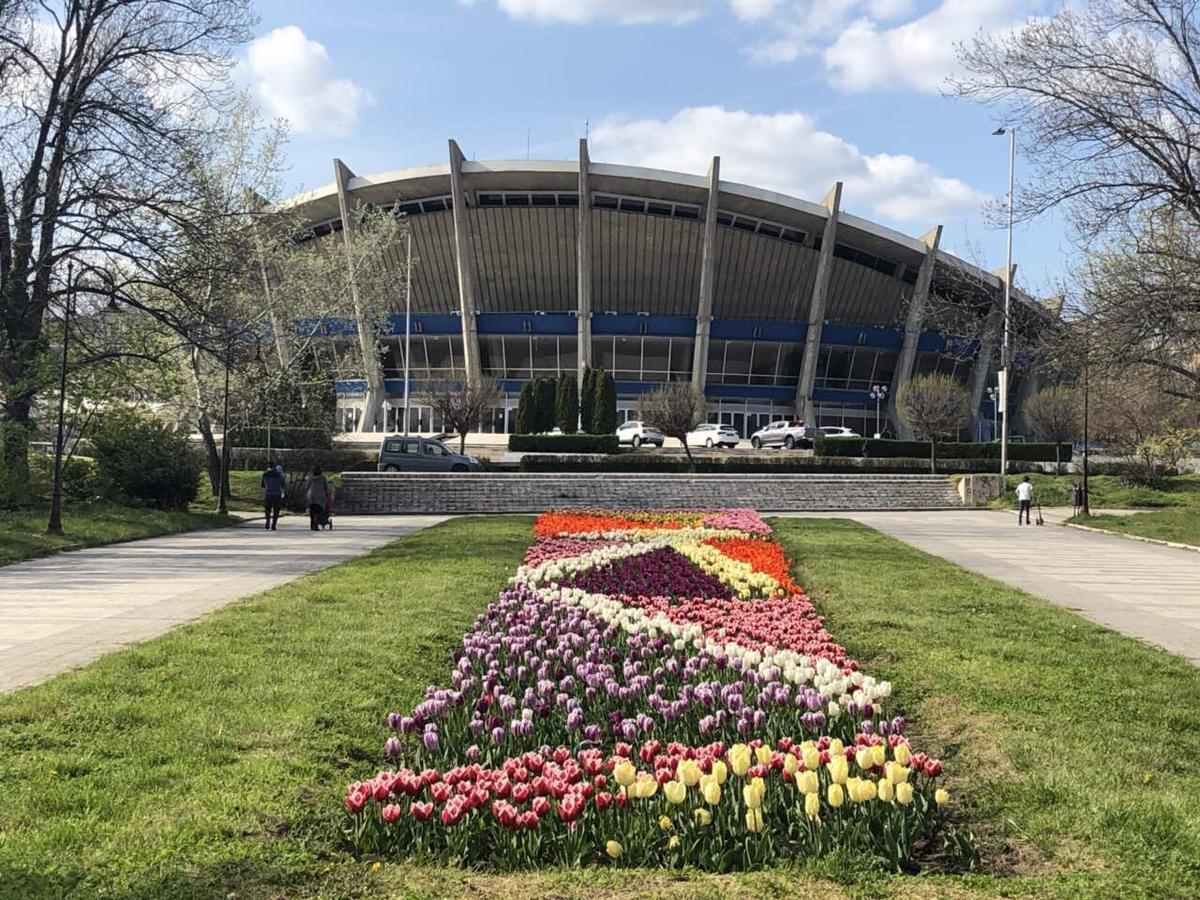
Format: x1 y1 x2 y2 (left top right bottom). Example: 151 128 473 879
814 346 898 390
705 340 802 387
591 336 692 382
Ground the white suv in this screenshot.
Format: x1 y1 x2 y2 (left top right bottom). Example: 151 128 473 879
749 420 809 450
616 420 665 448
818 425 861 438
685 423 740 449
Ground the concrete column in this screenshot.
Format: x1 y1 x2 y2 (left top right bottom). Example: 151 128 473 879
576 138 592 381
794 182 842 423
448 139 482 381
966 265 1015 439
333 158 388 433
888 225 942 438
691 156 720 389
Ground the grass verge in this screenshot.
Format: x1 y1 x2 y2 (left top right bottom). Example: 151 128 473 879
1068 508 1200 547
0 502 235 566
0 516 1197 898
984 473 1200 510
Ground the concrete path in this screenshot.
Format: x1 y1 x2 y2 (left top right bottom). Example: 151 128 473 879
779 510 1200 665
0 515 446 693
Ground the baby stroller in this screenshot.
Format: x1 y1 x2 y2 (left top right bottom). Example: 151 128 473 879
319 487 334 530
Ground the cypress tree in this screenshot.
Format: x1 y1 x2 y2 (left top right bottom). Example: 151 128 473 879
514 382 536 434
580 367 596 433
593 369 618 435
535 378 557 433
555 373 579 434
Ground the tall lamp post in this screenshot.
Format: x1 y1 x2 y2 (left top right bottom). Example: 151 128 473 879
993 125 1016 482
869 383 888 438
986 385 1000 441
46 263 75 536
402 230 413 435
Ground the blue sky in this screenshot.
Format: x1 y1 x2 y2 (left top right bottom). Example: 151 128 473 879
246 0 1069 293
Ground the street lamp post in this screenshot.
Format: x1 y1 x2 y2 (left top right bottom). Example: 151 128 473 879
217 334 232 516
46 263 74 536
993 125 1016 482
869 383 888 438
986 385 999 441
402 230 413 435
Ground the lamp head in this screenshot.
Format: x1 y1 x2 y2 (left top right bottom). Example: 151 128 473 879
992 127 1007 136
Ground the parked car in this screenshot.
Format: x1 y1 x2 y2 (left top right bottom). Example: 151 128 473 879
377 436 482 472
817 425 861 439
749 420 809 450
685 423 740 449
616 420 665 448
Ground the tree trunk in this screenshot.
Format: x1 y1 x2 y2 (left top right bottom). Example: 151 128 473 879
929 440 937 474
187 346 223 496
459 430 467 455
682 438 696 473
1055 443 1062 476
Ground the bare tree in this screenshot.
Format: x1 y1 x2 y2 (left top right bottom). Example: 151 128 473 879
638 383 705 471
0 0 254 485
1024 385 1081 473
420 377 502 455
896 373 971 473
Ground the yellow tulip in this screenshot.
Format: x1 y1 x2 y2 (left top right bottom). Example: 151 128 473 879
827 783 845 808
606 840 622 859
871 744 886 768
679 759 701 787
635 774 658 799
668 835 680 850
703 780 722 805
804 791 821 821
742 782 763 809
755 745 772 766
860 778 878 801
830 738 844 756
797 770 819 795
828 756 849 785
659 814 673 831
896 782 914 805
893 743 911 766
800 743 820 771
730 744 751 777
783 753 799 775
935 788 950 806
711 759 728 785
845 777 863 802
878 779 894 802
664 780 686 805
694 807 712 826
613 760 636 787
745 806 764 833
885 762 909 785
855 748 872 771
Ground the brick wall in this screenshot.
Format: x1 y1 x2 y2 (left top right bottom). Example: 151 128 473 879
336 473 963 514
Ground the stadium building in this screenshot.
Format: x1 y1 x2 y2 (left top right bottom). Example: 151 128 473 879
283 139 1049 440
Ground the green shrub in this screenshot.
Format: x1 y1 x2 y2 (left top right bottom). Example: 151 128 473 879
555 374 579 434
514 382 536 435
517 453 1047 474
29 454 101 501
91 409 201 510
231 426 331 450
815 436 1072 462
590 369 617 435
508 434 619 454
580 367 597 434
533 378 557 433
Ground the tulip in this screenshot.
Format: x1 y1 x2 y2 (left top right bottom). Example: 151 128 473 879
381 803 402 823
877 779 894 802
605 839 622 859
658 814 673 831
711 760 728 785
664 780 686 805
730 744 751 777
783 753 799 775
754 745 772 766
896 782 914 805
804 791 820 821
801 744 820 771
702 780 721 805
871 744 886 768
827 783 844 808
668 835 680 850
828 756 848 785
745 806 764 833
893 743 912 766
797 770 819 795
742 782 763 810
613 760 636 787
935 788 950 806
694 807 712 826
384 737 401 759
855 747 872 771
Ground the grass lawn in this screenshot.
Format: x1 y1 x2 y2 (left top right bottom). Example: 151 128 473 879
986 472 1200 510
1 517 1198 898
1069 507 1200 547
0 502 235 567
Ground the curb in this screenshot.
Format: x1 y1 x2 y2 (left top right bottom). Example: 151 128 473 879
1063 521 1200 553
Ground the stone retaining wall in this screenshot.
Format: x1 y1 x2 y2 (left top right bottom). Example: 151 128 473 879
336 473 962 514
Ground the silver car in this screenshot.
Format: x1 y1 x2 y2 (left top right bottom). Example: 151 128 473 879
377 436 482 472
750 420 809 450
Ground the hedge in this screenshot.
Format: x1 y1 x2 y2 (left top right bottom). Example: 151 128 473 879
231 426 332 450
815 437 1073 462
508 434 620 454
517 454 1052 475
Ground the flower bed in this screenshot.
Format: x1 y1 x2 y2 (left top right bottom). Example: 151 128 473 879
344 509 961 871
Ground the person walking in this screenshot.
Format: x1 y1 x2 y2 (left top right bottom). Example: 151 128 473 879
1016 475 1034 526
307 466 329 532
260 462 286 531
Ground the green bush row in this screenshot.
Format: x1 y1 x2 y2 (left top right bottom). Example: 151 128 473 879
231 426 331 450
815 437 1073 462
508 434 620 454
517 453 1048 474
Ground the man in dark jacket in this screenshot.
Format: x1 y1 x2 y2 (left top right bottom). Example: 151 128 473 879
261 462 286 531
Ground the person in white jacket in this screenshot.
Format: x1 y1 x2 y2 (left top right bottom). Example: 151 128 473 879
1016 476 1034 525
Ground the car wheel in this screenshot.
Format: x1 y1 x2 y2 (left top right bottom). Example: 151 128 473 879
451 463 468 472
784 435 795 449
705 438 714 448
632 435 642 448
383 464 400 472
751 437 762 450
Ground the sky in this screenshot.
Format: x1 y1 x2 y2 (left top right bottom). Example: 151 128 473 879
244 0 1072 294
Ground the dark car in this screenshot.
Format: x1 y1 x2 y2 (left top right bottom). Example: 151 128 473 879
377 436 482 472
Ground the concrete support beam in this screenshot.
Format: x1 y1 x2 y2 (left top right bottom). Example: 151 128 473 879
576 138 593 381
691 156 720 389
448 139 482 381
333 158 388 433
794 182 842 423
966 265 1016 439
889 225 942 438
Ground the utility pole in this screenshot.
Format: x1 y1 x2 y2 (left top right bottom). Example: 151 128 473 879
403 230 413 435
993 125 1017 482
47 263 74 536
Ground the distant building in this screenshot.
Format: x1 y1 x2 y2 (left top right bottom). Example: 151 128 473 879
281 139 1048 439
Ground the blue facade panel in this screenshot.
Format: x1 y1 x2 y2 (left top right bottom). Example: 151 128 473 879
477 313 576 335
710 319 807 341
593 314 695 337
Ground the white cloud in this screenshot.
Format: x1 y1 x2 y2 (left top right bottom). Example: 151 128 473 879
590 106 986 224
495 0 712 24
824 0 1039 93
243 26 371 137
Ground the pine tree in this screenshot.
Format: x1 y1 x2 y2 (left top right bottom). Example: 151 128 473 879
514 382 537 434
534 378 557 433
555 374 580 434
592 369 618 435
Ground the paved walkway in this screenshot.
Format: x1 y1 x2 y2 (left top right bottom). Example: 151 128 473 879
780 509 1200 665
0 515 446 693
